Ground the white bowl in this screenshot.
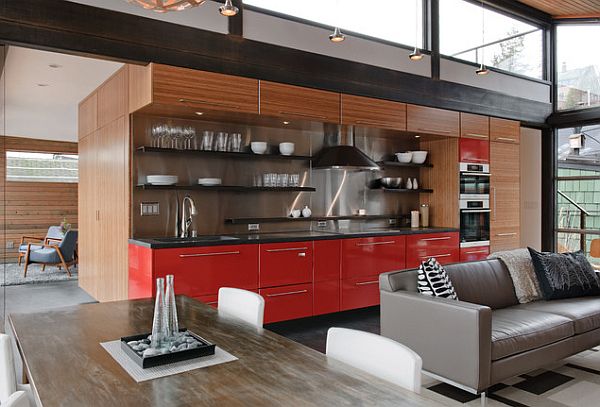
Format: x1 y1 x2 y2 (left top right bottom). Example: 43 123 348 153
395 152 413 163
198 178 222 186
279 142 295 156
251 142 268 154
411 151 428 164
147 175 178 185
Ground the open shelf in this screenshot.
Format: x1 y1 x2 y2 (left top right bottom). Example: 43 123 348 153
225 214 406 224
377 161 433 168
371 188 433 193
137 184 316 192
136 146 312 161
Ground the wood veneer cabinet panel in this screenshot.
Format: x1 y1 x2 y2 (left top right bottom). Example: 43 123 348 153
490 141 520 252
407 104 459 137
78 93 97 139
260 81 340 123
419 137 459 228
490 117 520 144
341 94 406 131
152 63 258 114
129 63 152 113
460 113 489 139
98 66 128 128
78 131 98 295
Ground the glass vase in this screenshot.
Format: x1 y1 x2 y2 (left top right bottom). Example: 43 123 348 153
151 278 166 349
165 274 179 340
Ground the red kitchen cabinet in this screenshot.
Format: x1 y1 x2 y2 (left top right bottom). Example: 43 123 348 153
153 244 259 298
460 246 490 262
260 283 313 323
459 138 489 164
194 294 218 309
128 244 154 299
405 232 460 268
313 240 341 315
341 236 406 279
341 276 381 311
259 242 313 288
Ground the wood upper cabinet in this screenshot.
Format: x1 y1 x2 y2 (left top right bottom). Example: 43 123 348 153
78 93 97 139
490 141 520 252
259 81 340 123
341 94 406 131
97 67 128 128
151 63 259 114
490 117 520 144
460 113 489 139
407 105 459 137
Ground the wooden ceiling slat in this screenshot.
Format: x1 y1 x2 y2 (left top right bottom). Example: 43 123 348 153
517 0 600 18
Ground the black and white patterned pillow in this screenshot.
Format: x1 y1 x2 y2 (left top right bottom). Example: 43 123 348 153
417 258 458 300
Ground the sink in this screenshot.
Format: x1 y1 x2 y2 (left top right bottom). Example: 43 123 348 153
154 236 239 243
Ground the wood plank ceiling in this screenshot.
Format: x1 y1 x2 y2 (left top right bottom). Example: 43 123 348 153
517 0 600 18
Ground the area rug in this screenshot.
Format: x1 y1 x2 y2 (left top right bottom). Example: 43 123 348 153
422 347 600 406
0 262 78 286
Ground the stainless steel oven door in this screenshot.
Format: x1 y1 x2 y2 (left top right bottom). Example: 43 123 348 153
460 200 490 247
460 173 490 199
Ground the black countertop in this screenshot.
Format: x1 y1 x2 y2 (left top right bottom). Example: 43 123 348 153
129 227 459 249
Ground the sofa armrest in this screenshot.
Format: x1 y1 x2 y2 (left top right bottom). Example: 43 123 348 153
380 290 492 392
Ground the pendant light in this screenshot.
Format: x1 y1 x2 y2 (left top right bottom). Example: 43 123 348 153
219 0 238 16
476 0 489 75
329 0 345 43
409 0 423 61
128 0 205 12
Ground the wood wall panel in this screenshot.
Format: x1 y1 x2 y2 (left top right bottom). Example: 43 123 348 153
0 136 78 262
419 138 459 228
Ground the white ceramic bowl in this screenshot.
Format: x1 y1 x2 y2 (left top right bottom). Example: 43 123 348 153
279 142 295 156
197 178 222 186
395 152 413 163
251 142 268 154
411 151 428 164
147 175 178 185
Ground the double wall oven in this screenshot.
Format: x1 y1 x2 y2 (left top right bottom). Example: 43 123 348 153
459 162 490 261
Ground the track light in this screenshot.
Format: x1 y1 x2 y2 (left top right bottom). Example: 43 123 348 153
409 48 424 61
329 27 346 43
476 63 489 75
219 0 238 16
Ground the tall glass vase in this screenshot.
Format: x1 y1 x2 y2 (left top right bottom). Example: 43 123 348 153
151 278 167 349
165 274 179 340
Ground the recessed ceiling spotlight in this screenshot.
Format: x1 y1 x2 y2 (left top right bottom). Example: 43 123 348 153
283 121 290 125
219 0 238 16
37 83 50 87
195 111 204 116
48 63 62 69
414 135 421 138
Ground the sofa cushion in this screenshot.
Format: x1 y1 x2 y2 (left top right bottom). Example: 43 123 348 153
445 259 519 309
491 309 574 360
516 298 600 334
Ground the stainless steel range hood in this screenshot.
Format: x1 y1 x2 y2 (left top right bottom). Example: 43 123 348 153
312 125 380 171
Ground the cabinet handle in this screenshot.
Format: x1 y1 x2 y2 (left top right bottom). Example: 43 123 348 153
279 111 327 119
465 249 489 254
496 232 517 237
419 253 452 258
355 119 391 127
356 241 395 246
355 280 379 286
179 251 240 258
298 252 306 257
96 210 99 221
417 128 452 134
266 289 308 298
206 301 218 305
464 133 488 139
461 209 491 213
178 98 240 109
420 236 451 241
492 187 497 221
265 247 308 253
465 158 489 162
496 137 516 142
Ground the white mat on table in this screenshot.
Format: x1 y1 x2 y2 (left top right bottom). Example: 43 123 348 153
101 340 238 382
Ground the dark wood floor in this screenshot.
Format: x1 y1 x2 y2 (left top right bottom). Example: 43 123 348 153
266 306 380 353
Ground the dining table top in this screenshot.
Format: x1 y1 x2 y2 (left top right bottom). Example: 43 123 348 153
8 296 443 406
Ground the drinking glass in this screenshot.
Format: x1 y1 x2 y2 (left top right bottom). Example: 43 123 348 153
269 173 278 187
183 127 196 150
229 133 242 152
253 173 263 187
201 131 214 151
278 173 289 187
263 173 271 187
215 132 228 152
290 174 300 187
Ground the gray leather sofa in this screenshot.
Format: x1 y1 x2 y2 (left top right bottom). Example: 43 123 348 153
379 259 600 394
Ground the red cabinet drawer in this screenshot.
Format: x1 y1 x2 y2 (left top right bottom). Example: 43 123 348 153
406 232 460 268
260 283 313 323
460 138 489 164
341 276 380 311
460 246 490 262
154 244 259 297
341 236 406 279
314 240 341 281
314 279 340 316
260 242 313 288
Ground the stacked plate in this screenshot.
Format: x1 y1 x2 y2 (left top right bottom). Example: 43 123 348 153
147 175 178 186
198 178 222 186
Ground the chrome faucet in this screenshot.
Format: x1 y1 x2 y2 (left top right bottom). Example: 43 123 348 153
180 195 197 238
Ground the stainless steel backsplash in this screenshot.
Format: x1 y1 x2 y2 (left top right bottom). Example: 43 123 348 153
131 115 422 238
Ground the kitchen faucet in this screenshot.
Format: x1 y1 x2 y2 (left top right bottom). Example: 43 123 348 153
180 195 197 238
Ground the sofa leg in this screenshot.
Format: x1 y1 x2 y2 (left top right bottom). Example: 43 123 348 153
480 392 487 407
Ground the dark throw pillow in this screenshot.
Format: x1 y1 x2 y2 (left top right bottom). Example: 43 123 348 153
527 247 600 300
417 258 458 300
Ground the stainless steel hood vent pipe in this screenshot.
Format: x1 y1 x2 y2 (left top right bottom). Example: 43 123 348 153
312 125 380 171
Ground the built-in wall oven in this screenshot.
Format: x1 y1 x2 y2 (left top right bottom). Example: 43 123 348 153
460 162 490 200
459 162 491 260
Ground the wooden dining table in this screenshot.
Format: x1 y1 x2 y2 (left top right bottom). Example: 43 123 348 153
8 296 443 406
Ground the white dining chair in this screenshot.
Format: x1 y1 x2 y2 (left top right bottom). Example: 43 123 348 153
326 327 423 394
1 334 32 407
218 287 265 328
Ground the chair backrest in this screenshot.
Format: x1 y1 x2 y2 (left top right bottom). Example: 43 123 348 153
58 230 78 261
326 328 423 393
218 287 265 328
3 391 30 407
46 226 64 240
0 334 17 403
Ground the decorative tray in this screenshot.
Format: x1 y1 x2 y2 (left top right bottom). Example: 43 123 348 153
120 329 216 369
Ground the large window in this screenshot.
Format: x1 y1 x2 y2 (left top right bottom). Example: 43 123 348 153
244 0 423 48
440 0 543 79
6 151 78 183
555 124 600 263
557 24 600 111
